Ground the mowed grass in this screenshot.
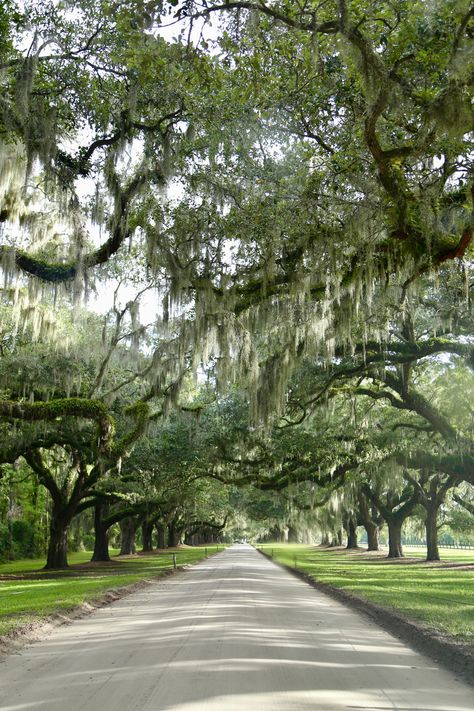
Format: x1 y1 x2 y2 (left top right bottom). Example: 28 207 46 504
0 545 224 637
260 544 474 646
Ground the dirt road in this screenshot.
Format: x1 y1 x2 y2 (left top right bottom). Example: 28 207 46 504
1 544 472 710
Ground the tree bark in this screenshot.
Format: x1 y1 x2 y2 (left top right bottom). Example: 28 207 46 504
30 475 42 557
141 520 153 552
357 490 381 551
167 521 180 548
119 517 136 555
91 504 110 562
425 502 440 561
45 512 69 569
156 523 166 549
366 522 380 551
387 519 403 558
344 515 358 549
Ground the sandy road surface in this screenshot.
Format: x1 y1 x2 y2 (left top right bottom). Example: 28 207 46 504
1 544 472 711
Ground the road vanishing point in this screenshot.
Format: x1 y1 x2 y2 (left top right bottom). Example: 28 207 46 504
1 544 473 710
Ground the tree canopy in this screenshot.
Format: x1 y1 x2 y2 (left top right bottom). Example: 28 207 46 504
0 0 473 566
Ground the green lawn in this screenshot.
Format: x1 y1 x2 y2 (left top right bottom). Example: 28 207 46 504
0 546 224 637
259 544 474 646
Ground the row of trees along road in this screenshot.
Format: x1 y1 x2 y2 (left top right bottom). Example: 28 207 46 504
0 1 473 565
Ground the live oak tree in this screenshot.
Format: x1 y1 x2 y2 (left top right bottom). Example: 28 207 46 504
2 395 152 568
0 305 155 567
403 469 458 562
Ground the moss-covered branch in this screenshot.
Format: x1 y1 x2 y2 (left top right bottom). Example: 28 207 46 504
397 452 474 486
0 398 114 452
453 493 474 515
189 1 338 32
0 168 160 283
112 401 150 458
24 449 62 507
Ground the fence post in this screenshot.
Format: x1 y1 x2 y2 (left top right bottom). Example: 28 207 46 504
173 553 177 569
205 547 208 557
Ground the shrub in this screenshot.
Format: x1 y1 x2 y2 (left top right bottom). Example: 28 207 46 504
11 519 36 558
0 521 12 561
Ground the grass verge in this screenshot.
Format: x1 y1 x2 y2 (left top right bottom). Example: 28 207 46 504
259 544 474 647
0 545 224 638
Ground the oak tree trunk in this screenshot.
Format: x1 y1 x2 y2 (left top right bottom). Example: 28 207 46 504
345 517 358 549
425 504 440 562
366 522 380 551
142 521 153 552
91 504 110 562
45 514 69 569
387 519 404 558
120 517 136 555
167 522 180 548
156 523 166 549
